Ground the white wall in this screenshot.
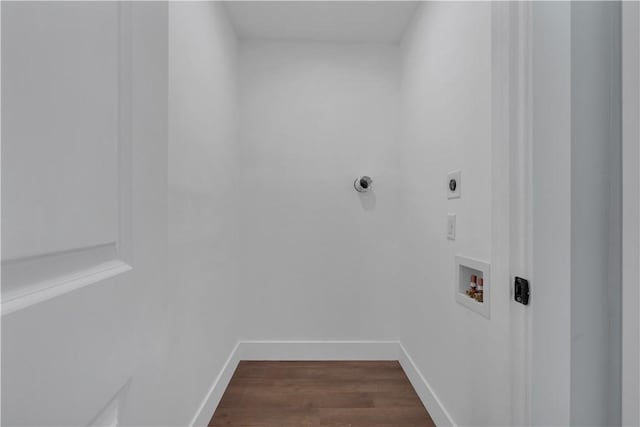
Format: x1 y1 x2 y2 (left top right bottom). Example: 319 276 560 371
399 3 511 425
237 41 403 341
167 2 239 425
2 3 171 425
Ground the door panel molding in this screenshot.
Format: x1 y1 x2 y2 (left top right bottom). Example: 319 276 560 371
2 257 131 315
1 3 133 315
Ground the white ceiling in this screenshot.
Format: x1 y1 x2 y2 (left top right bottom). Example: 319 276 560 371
224 1 419 43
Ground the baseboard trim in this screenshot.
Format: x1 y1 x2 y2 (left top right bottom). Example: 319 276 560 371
238 340 401 361
398 342 456 427
189 342 241 427
190 340 456 427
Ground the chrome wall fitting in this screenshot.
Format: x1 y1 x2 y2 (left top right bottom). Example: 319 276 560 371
354 176 372 192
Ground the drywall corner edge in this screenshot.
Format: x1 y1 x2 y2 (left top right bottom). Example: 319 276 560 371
190 341 456 427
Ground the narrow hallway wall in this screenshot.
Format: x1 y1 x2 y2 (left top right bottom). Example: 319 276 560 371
168 2 240 424
399 3 510 425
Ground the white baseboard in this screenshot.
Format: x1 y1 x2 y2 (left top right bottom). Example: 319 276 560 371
189 340 455 427
398 342 456 427
189 342 241 427
238 340 401 361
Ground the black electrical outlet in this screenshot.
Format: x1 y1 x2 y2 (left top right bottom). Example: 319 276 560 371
514 276 529 305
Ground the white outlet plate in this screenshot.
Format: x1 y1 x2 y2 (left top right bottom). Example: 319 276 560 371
447 214 456 240
447 169 461 199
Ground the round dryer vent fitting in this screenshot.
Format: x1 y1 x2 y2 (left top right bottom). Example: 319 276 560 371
354 176 373 193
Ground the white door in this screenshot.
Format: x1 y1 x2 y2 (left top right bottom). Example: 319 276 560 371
1 3 169 425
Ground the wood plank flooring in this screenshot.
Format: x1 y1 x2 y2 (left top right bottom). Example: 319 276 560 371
209 361 435 427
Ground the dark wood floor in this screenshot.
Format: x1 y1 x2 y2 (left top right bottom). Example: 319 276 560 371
209 361 435 427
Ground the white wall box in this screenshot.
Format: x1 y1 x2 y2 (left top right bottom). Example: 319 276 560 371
455 255 490 319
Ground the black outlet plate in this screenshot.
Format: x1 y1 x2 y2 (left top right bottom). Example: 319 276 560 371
514 276 529 305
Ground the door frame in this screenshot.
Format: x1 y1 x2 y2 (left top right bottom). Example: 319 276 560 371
501 2 640 425
622 2 640 425
492 2 533 425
